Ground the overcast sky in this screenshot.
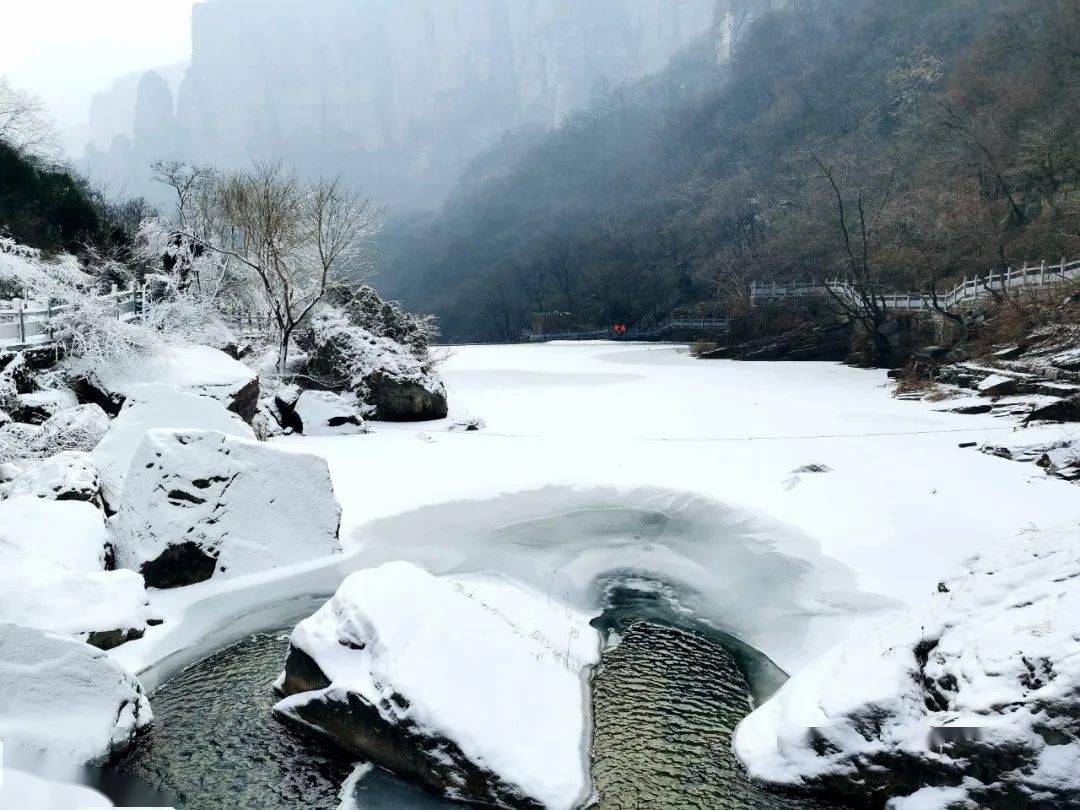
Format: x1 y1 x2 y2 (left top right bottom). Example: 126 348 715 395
0 0 202 129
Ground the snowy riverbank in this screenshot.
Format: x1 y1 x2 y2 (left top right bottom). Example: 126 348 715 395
30 341 1079 807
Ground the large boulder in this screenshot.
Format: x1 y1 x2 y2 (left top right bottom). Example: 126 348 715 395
0 496 150 647
113 429 341 588
3 451 101 504
79 344 259 422
0 623 152 765
91 383 255 510
274 562 598 809
304 308 448 422
288 389 367 436
34 403 111 455
734 521 1080 809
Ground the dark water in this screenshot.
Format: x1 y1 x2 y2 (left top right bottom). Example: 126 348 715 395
591 623 838 810
115 632 446 810
116 582 843 810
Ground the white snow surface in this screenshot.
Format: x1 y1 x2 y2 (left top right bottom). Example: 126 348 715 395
91 383 255 507
0 623 151 766
0 769 112 809
276 561 598 809
114 429 341 581
102 344 1080 804
733 520 1080 804
88 343 256 409
0 496 148 639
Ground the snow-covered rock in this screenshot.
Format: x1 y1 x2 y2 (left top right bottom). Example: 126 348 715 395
734 520 1080 808
977 373 1020 397
10 388 79 425
83 343 260 422
114 429 341 588
91 383 255 509
33 403 111 455
0 623 152 765
305 308 448 422
0 768 113 809
274 562 598 809
291 390 367 436
3 451 101 503
0 421 42 463
0 496 149 646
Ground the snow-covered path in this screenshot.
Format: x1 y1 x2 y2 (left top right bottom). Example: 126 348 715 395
285 342 1080 670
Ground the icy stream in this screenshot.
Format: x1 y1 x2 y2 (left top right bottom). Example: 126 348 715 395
107 493 870 808
115 582 843 809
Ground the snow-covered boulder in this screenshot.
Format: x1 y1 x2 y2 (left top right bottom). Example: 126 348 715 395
0 496 149 647
10 388 79 425
734 521 1080 808
114 429 341 588
290 390 367 436
33 403 111 455
3 451 101 503
0 421 42 464
0 623 152 765
91 383 255 509
81 344 260 422
304 308 448 422
274 562 599 809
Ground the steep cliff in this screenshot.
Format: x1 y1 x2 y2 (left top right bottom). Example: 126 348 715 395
83 0 726 208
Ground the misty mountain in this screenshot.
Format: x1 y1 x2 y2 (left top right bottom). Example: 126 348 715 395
82 0 724 209
373 0 1080 342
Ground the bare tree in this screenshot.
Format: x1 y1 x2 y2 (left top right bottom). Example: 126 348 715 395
0 78 57 160
151 160 217 230
194 162 381 371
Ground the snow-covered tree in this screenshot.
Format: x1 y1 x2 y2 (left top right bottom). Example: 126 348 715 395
157 162 381 372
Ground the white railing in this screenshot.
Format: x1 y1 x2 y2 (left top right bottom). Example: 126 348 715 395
0 286 141 352
750 257 1080 311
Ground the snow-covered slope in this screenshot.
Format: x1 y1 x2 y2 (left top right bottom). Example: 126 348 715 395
734 520 1080 808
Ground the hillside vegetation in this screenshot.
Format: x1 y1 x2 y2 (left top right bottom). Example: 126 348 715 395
376 0 1080 342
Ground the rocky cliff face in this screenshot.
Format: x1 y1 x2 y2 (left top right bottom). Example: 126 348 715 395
84 0 762 209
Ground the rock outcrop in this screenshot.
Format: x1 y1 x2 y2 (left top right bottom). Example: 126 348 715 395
0 623 152 764
274 562 598 809
734 521 1080 808
304 308 448 422
113 429 341 588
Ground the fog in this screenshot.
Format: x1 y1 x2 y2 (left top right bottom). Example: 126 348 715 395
3 0 721 210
